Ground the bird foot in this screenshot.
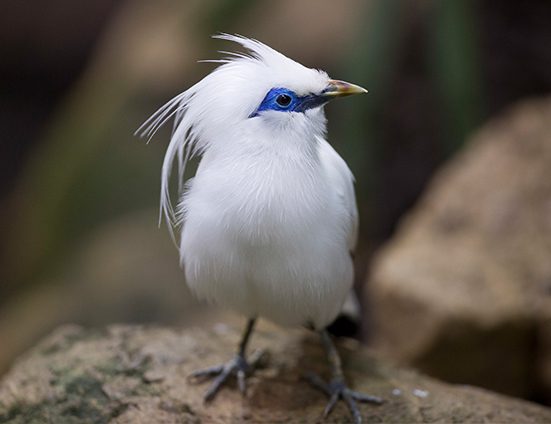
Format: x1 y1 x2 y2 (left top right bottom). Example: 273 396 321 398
188 349 266 402
306 373 384 424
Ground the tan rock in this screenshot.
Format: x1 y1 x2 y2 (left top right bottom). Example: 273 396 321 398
368 97 551 401
1 323 550 423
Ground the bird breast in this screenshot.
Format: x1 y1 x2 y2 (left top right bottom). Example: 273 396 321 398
186 146 336 246
178 139 353 328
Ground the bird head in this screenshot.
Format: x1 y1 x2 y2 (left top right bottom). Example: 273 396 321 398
139 34 366 145
193 34 366 140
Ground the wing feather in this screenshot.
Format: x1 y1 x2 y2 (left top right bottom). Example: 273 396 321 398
317 138 359 253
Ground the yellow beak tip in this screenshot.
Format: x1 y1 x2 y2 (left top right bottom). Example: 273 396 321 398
325 79 368 97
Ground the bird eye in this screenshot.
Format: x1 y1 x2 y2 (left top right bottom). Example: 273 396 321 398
276 94 292 107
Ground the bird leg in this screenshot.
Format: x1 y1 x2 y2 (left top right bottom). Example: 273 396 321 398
306 329 384 424
188 318 264 402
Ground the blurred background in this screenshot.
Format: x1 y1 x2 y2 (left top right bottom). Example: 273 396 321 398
1 0 550 407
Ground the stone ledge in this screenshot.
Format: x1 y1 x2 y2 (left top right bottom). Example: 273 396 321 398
0 322 550 423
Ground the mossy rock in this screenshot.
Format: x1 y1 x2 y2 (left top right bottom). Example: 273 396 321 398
0 322 550 423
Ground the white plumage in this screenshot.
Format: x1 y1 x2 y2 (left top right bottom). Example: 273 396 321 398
138 35 381 422
139 34 358 330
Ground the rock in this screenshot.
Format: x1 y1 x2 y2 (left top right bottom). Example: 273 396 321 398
367 97 551 402
1 323 550 423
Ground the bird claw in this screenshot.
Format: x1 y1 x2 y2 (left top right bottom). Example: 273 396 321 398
305 373 384 424
188 349 266 402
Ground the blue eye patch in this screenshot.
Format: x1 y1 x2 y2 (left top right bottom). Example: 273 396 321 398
250 87 328 118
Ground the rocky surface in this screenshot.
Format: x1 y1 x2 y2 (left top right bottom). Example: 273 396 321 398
1 323 550 423
368 97 551 402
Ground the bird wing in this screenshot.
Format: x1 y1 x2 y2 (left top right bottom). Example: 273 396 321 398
317 138 359 253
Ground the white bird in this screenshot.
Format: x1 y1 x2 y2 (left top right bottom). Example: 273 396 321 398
138 34 383 423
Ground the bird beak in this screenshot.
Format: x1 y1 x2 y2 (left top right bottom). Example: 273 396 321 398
322 79 368 98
